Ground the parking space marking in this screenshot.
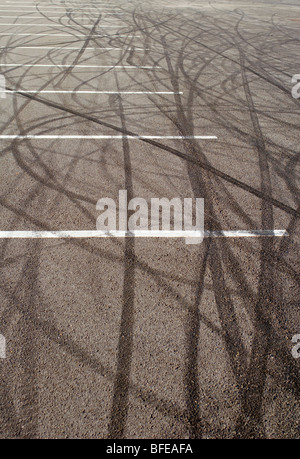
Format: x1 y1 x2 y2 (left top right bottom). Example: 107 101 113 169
0 12 125 15
0 33 139 36
0 230 288 239
0 46 150 51
7 90 183 94
0 6 123 9
0 24 123 27
0 15 125 18
0 47 149 51
0 64 158 69
0 135 217 140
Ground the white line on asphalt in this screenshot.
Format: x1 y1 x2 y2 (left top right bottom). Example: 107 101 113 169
0 23 122 27
4 1 112 2
0 64 157 69
0 135 217 139
4 1 114 2
0 33 137 36
0 6 123 9
4 0 112 1
0 11 124 14
0 47 149 50
0 15 124 18
0 230 288 239
0 9 124 12
2 3 114 6
4 1 112 3
0 10 123 11
0 33 72 36
7 90 183 94
0 16 62 18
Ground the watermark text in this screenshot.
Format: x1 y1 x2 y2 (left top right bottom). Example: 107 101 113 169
96 191 204 245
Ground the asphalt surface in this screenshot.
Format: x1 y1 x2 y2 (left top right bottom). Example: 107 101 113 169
0 0 299 440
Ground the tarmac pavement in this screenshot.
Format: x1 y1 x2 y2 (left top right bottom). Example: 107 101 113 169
0 0 299 439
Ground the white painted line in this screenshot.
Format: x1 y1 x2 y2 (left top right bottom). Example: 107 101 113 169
0 16 60 18
0 8 124 12
8 90 181 94
0 135 217 140
4 1 114 2
1 47 149 51
205 230 288 237
5 1 113 3
0 33 76 36
0 12 125 14
5 1 109 2
0 23 121 27
0 23 63 26
0 33 137 36
1 7 117 9
6 0 113 1
0 16 123 18
0 230 288 239
0 64 157 69
3 3 124 8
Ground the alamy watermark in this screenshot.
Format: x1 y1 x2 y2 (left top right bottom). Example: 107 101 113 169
291 334 300 359
292 74 300 99
96 190 204 245
0 334 6 359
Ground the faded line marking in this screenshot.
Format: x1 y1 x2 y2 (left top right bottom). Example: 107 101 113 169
0 230 288 239
0 135 217 140
7 90 182 95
